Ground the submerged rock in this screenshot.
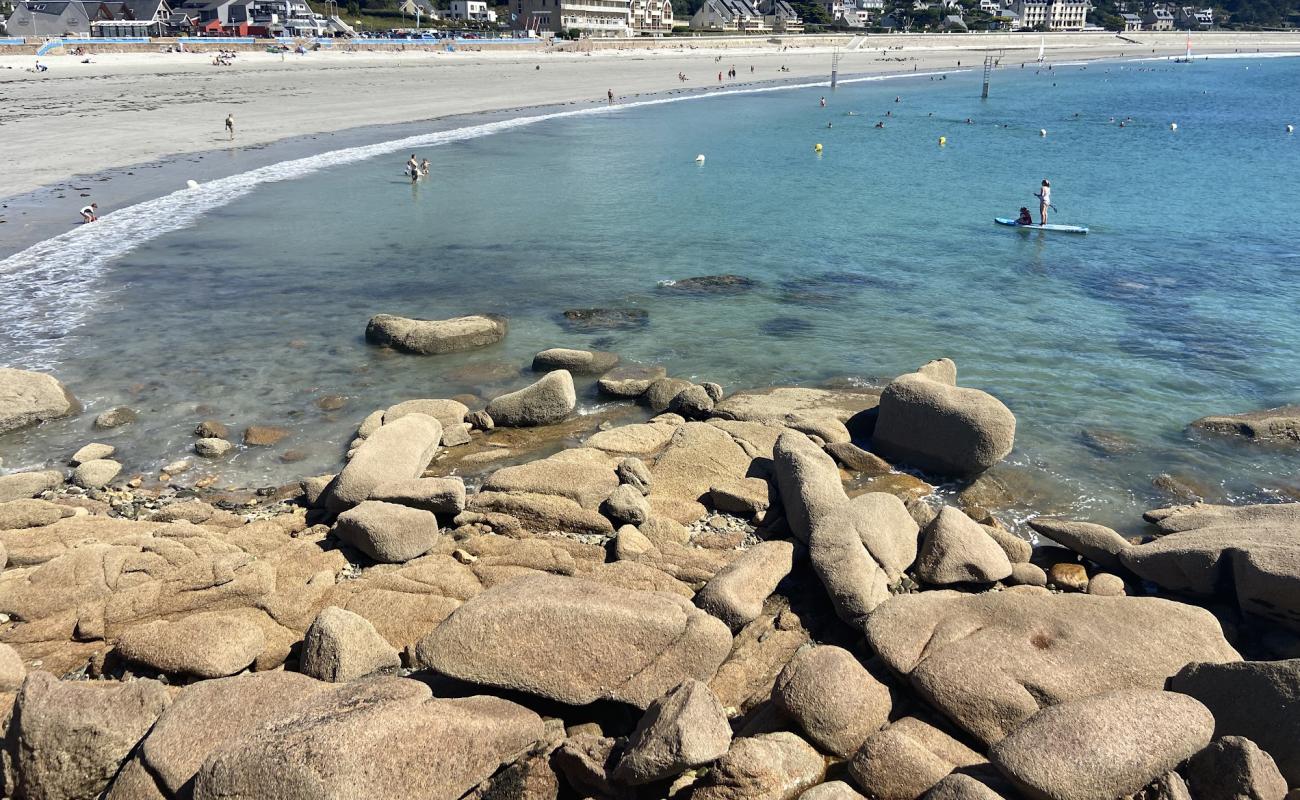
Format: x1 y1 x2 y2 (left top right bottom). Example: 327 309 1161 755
661 274 759 294
560 307 648 332
365 313 507 355
0 367 78 434
1191 406 1300 445
93 406 138 429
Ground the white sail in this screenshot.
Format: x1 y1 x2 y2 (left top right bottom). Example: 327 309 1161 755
1185 34 1192 59
1037 36 1045 63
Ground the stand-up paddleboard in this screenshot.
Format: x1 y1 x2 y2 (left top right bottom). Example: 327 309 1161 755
995 218 1088 234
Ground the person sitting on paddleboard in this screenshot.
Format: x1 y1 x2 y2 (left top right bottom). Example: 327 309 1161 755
1036 179 1051 225
1017 207 1033 225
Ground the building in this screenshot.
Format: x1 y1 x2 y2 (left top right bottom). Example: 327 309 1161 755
759 0 800 29
978 0 998 12
172 0 252 33
1142 3 1172 29
448 0 496 20
398 0 438 21
1119 11 1139 28
688 0 767 31
1173 4 1208 27
248 0 331 35
516 0 632 36
940 11 965 27
5 1 101 36
628 0 671 31
1007 0 1087 29
90 0 170 34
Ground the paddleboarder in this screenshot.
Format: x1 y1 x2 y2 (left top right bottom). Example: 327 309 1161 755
1036 179 1052 225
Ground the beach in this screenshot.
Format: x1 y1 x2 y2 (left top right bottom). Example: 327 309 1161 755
1 28 1300 800
3 31 1299 203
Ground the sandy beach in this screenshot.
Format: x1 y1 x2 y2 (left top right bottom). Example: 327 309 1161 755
3 31 1298 202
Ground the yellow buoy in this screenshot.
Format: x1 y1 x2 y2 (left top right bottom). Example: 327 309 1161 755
814 143 823 153
938 136 946 146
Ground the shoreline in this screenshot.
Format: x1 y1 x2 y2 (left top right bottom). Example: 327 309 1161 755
3 32 1299 215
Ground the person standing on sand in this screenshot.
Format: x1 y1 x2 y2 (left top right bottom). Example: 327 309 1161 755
607 89 614 105
225 114 235 140
1035 179 1051 225
80 203 98 223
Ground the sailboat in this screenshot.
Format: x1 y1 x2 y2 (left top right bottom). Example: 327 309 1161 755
1174 33 1193 63
1037 36 1045 64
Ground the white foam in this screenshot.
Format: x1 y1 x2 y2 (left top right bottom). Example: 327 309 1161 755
0 69 953 368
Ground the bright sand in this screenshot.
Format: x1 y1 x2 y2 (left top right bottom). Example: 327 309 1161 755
3 31 1299 199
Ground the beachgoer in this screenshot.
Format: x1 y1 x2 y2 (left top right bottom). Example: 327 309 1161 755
874 121 885 129
80 203 98 223
420 159 430 176
406 154 419 177
1016 207 1032 225
35 60 48 72
1036 179 1051 225
607 89 614 105
819 96 826 107
225 114 235 140
750 65 754 74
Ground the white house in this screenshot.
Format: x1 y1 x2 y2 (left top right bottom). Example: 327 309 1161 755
516 0 631 36
629 0 671 31
448 0 496 20
689 0 767 31
1008 0 1087 29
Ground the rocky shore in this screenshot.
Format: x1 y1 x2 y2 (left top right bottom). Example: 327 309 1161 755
0 328 1298 800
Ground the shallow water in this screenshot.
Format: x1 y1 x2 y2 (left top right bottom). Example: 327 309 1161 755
2 55 1298 527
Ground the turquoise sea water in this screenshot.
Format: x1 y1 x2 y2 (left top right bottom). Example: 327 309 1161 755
2 55 1298 527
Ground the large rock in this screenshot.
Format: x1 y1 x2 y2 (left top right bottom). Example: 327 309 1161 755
989 689 1214 800
413 574 732 709
70 442 114 465
695 540 795 630
72 458 122 489
0 367 77 434
802 782 869 800
647 421 754 523
325 413 442 513
1191 406 1300 444
365 313 507 354
1185 736 1288 800
0 642 26 691
114 611 266 678
914 507 1012 585
864 591 1240 746
94 406 137 429
369 476 466 514
773 430 918 626
300 606 401 682
1027 518 1132 570
0 498 68 530
11 671 171 800
773 645 892 758
486 370 576 427
383 398 470 429
871 363 1015 477
193 678 544 799
0 469 63 503
713 386 880 444
645 377 696 413
468 490 614 536
692 732 826 800
612 678 732 785
1171 659 1300 785
598 363 667 397
127 671 330 797
533 347 619 375
849 716 987 800
922 775 1006 800
333 500 439 563
1120 508 1300 631
481 447 618 509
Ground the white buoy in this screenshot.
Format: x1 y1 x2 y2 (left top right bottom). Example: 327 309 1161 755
1288 125 1295 134
186 179 199 189
694 154 706 164
1039 129 1047 137
1170 122 1177 131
